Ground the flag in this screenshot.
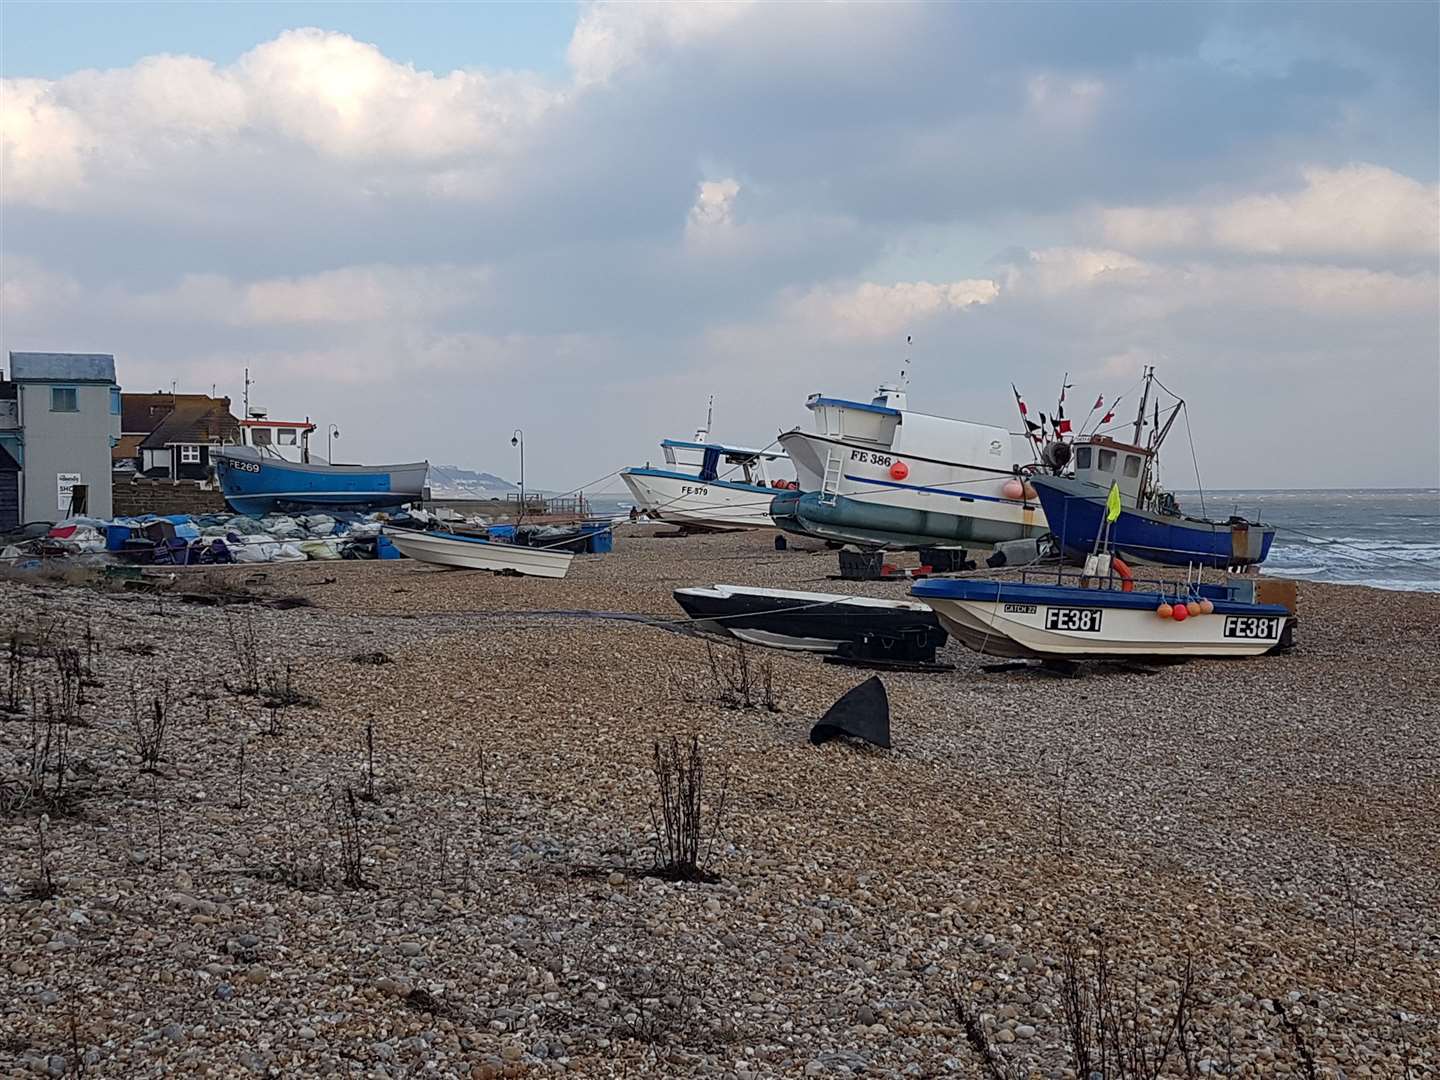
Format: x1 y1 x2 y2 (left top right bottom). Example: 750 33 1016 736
1093 394 1104 410
1012 384 1028 417
1105 481 1122 523
1100 411 1115 425
1058 418 1072 435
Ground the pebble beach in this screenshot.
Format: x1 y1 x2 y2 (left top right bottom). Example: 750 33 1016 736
2 527 1437 1078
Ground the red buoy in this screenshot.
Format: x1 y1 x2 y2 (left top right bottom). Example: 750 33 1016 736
1171 603 1189 622
890 461 910 480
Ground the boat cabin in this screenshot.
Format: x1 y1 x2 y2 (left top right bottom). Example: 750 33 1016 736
660 439 788 488
238 415 317 465
805 384 1013 467
1071 436 1151 507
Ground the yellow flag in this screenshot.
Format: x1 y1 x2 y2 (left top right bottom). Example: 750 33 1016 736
1105 481 1122 523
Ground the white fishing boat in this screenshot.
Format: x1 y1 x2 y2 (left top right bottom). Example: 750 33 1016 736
912 565 1296 659
773 363 1045 549
385 528 574 579
621 402 794 530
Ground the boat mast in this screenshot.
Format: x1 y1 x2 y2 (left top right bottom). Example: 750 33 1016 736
1132 365 1153 446
696 395 714 443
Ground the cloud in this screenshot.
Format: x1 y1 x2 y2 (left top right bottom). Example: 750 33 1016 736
1100 164 1439 259
0 29 559 208
788 279 1000 341
567 1 757 85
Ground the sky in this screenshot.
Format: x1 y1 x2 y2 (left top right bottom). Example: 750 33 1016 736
2 1 1437 491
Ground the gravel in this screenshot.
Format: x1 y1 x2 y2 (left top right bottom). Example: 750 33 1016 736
1 527 1436 1077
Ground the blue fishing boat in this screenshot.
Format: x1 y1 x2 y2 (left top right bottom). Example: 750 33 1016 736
1032 473 1275 568
1026 368 1274 568
212 446 429 517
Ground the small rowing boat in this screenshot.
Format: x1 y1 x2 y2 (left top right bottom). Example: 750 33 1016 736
673 584 946 660
385 528 574 579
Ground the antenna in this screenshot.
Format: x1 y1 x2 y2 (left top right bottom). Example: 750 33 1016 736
901 334 912 387
243 367 251 420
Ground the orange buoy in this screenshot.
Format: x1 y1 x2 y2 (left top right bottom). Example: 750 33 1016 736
890 461 910 480
1171 603 1189 622
1022 481 1037 500
1002 478 1025 500
1199 598 1215 615
1186 601 1202 617
1156 603 1173 619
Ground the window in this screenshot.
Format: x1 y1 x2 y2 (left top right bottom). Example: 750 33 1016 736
180 445 201 464
1097 449 1116 472
1075 446 1092 470
0 434 21 465
1123 454 1142 478
251 428 272 446
51 387 78 412
278 428 298 446
110 388 122 415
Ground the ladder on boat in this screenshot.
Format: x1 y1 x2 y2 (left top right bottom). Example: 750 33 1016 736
819 450 844 506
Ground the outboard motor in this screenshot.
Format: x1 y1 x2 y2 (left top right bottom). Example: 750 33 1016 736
1041 440 1072 471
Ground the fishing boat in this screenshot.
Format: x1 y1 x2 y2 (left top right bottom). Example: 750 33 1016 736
212 446 429 517
384 528 574 578
912 561 1296 660
621 401 794 530
773 360 1045 549
1026 367 1275 568
674 584 947 661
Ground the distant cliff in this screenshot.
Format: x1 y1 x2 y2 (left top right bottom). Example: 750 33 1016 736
427 464 517 498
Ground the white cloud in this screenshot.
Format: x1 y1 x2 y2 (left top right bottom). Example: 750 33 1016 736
567 1 756 85
687 178 741 233
1100 164 1440 259
787 279 1000 341
0 29 559 207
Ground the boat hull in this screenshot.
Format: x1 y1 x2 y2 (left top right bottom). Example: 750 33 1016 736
386 529 574 578
621 468 778 530
213 448 429 517
1031 475 1275 568
674 585 946 656
911 578 1292 659
775 431 1045 548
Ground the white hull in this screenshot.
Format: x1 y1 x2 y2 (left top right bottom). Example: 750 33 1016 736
621 470 776 530
924 597 1284 659
386 529 574 579
778 430 1044 542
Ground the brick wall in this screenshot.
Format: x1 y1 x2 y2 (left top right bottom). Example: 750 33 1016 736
111 478 229 518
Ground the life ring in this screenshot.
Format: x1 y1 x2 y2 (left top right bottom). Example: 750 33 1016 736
1112 557 1134 592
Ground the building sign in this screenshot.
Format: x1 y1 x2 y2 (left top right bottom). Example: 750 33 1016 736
57 472 82 513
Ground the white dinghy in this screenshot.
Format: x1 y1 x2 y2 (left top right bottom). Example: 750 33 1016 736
385 529 575 579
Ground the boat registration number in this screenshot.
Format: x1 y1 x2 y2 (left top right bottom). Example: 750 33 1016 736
229 460 262 474
681 485 709 496
850 450 893 466
1224 615 1283 639
1045 607 1103 632
1003 603 1037 614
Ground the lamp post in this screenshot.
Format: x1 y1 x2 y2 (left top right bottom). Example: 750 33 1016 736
510 429 525 521
327 424 341 462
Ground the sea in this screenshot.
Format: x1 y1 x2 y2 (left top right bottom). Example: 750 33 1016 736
1176 489 1440 593
592 487 1440 594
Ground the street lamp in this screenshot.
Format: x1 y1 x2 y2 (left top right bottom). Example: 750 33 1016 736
327 424 341 462
510 429 525 521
